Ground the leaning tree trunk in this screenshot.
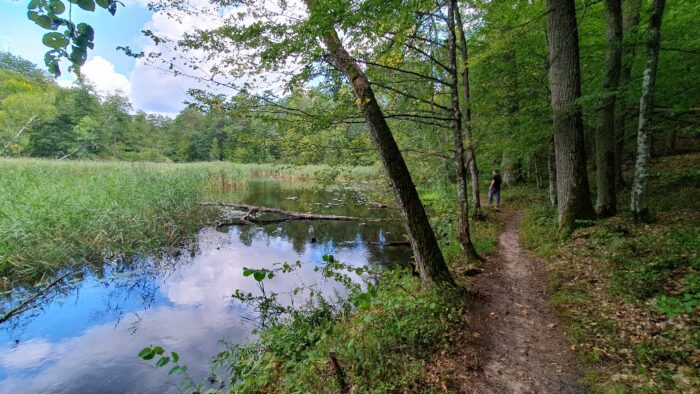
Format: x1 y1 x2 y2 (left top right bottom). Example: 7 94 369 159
448 0 480 261
615 0 642 187
596 0 623 217
546 0 596 234
454 6 481 215
630 0 666 222
304 0 454 285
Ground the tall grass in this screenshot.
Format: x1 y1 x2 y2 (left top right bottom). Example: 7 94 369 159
0 159 378 287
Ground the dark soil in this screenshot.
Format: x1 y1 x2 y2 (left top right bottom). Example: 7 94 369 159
426 211 587 393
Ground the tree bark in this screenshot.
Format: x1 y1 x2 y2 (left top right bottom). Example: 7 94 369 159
614 0 642 187
501 50 522 187
501 152 522 186
631 0 666 222
596 0 623 217
448 0 480 261
454 5 481 215
304 0 454 285
544 29 557 207
546 0 595 234
210 203 387 224
548 137 558 206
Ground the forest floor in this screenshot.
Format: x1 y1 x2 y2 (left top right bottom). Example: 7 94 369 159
426 210 587 393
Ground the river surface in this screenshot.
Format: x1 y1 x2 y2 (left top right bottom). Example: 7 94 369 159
0 179 410 393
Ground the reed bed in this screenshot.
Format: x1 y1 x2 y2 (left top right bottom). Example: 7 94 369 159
0 159 377 287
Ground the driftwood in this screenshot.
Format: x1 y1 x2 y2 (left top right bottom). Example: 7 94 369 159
367 240 411 247
205 203 389 226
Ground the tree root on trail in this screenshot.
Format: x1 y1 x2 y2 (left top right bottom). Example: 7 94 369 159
204 203 389 226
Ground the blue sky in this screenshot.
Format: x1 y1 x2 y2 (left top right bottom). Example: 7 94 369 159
0 0 198 114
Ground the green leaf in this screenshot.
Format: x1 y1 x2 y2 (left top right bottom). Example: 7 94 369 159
95 0 109 8
45 53 61 77
155 356 170 368
68 46 87 66
48 0 66 14
168 366 182 375
28 11 54 30
171 351 179 363
253 270 266 282
77 0 95 11
42 32 69 49
243 268 253 277
76 23 95 41
137 347 152 359
152 346 165 355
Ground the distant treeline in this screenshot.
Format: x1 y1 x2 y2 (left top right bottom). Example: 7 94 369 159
0 51 375 165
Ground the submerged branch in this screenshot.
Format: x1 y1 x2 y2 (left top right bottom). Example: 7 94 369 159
1 269 78 324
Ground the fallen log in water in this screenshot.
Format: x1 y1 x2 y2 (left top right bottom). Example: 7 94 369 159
204 203 388 226
367 240 411 247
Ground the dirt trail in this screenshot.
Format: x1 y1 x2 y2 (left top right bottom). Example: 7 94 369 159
440 211 586 393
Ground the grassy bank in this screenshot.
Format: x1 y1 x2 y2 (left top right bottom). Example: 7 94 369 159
140 268 469 393
0 159 377 288
135 176 500 393
520 153 699 392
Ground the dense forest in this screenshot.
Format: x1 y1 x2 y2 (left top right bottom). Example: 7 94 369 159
5 0 699 194
0 51 374 164
2 0 699 392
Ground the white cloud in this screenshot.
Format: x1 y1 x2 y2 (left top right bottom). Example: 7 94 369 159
0 338 54 370
125 0 308 114
55 0 309 114
81 56 132 96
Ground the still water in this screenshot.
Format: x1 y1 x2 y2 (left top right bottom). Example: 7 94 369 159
0 180 410 393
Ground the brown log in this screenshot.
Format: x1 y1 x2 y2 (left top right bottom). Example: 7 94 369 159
206 203 388 225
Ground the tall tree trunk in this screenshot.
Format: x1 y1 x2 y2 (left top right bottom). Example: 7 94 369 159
546 0 595 234
501 152 522 186
544 29 557 207
548 137 558 206
448 0 480 261
596 0 623 217
665 128 676 154
615 0 642 186
501 50 521 187
631 0 666 222
304 1 454 285
454 5 481 215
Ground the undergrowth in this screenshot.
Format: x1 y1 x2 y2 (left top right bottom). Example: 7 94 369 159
141 263 468 393
419 183 500 263
0 159 377 288
519 153 700 392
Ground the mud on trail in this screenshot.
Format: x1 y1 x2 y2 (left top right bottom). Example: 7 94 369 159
426 211 587 393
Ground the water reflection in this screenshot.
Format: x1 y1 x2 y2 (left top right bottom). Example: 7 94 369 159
0 180 410 393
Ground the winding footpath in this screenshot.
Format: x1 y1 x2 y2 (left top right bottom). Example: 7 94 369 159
449 211 587 393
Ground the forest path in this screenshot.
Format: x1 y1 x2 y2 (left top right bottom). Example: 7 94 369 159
433 211 587 393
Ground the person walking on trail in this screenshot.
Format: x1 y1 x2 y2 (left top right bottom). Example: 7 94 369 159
488 170 502 210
